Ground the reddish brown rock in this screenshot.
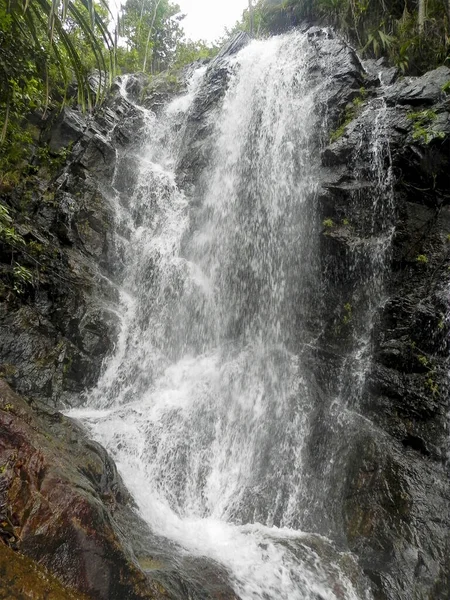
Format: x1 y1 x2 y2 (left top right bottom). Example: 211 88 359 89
0 379 169 600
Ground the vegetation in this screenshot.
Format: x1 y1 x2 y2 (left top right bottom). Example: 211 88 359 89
0 0 219 297
407 109 446 144
118 0 185 74
239 0 450 74
1 0 447 195
0 0 118 187
0 0 217 183
0 0 115 136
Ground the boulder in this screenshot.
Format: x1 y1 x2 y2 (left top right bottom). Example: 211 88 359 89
0 380 168 600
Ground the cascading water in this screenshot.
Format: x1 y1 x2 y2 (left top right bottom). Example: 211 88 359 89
67 30 395 599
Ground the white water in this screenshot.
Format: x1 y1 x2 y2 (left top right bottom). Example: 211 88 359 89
69 33 377 599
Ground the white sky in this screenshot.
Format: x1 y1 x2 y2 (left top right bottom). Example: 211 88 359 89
177 0 248 42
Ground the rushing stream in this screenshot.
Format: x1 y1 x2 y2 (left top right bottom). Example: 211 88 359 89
68 31 395 599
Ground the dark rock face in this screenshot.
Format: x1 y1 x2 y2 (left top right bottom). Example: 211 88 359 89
0 83 141 408
315 64 450 599
177 32 251 188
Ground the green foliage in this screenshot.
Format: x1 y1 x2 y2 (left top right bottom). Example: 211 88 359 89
362 29 396 57
442 81 450 94
425 377 439 395
12 264 34 295
0 203 25 247
118 0 185 74
416 254 428 263
249 0 450 74
409 345 440 396
407 110 445 144
0 0 116 150
322 218 334 227
37 143 74 175
172 40 218 70
418 354 429 366
330 120 349 142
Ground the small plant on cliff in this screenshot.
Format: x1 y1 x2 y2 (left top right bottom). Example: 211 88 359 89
12 264 34 295
411 347 440 396
329 90 367 143
425 377 439 396
418 355 429 367
407 110 445 144
37 143 74 177
342 302 352 325
322 218 334 228
416 254 428 263
0 203 25 247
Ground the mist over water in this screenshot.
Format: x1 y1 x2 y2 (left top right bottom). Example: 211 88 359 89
68 32 390 599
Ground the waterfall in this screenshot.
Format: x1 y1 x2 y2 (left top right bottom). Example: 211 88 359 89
67 30 394 600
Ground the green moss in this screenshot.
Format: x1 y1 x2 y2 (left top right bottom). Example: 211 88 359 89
137 556 164 571
425 377 439 396
63 354 73 375
0 543 90 600
27 240 44 256
0 364 17 378
330 121 349 142
418 355 429 367
37 143 73 176
329 90 368 142
342 302 352 325
322 218 334 228
416 254 428 263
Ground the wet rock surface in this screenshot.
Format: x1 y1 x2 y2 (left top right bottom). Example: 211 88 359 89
0 81 140 408
0 542 91 600
174 29 450 598
0 380 166 599
317 63 450 599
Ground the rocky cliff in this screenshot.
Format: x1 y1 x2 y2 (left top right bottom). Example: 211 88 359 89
320 55 450 599
0 27 449 600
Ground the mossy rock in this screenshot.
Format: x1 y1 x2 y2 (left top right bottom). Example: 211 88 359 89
0 543 90 600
